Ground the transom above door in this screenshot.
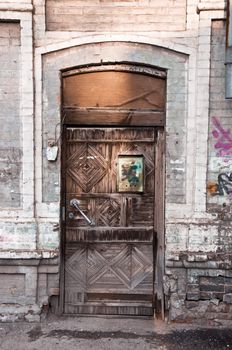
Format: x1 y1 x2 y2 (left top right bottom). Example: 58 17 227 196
62 65 166 127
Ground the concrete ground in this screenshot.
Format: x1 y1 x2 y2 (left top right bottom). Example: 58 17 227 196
0 315 232 350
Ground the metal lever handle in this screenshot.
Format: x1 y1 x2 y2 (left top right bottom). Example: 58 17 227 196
70 199 95 226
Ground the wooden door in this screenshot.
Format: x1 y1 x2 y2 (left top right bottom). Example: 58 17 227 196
63 127 156 315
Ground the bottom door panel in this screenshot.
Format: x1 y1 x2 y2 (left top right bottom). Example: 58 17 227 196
64 242 154 315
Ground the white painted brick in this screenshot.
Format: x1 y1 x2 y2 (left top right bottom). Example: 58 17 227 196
166 224 188 252
188 225 218 252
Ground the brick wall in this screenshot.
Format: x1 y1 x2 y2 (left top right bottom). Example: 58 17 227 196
0 22 21 208
164 20 232 324
207 20 232 209
45 0 186 32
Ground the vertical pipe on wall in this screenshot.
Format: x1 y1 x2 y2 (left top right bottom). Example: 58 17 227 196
226 0 232 98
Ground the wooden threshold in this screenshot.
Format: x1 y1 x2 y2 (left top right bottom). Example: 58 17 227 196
64 304 154 316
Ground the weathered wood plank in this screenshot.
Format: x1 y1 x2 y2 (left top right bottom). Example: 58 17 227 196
65 127 156 141
65 227 154 242
64 108 165 126
154 129 165 319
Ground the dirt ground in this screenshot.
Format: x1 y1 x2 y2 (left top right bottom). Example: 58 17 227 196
0 315 232 350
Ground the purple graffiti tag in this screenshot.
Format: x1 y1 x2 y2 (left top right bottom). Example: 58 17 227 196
212 117 232 158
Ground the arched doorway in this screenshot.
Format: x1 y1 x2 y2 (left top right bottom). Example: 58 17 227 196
60 64 165 315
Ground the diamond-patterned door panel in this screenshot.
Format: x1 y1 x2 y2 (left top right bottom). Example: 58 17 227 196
67 143 108 193
65 244 153 297
95 198 121 226
87 245 132 290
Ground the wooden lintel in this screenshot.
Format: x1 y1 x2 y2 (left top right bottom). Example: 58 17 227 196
63 107 165 126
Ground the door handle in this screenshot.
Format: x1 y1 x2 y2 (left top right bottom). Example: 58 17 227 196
70 199 95 226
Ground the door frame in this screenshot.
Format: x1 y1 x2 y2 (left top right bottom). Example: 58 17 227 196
59 63 166 317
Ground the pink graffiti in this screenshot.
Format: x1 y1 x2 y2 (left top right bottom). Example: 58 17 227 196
212 117 232 158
